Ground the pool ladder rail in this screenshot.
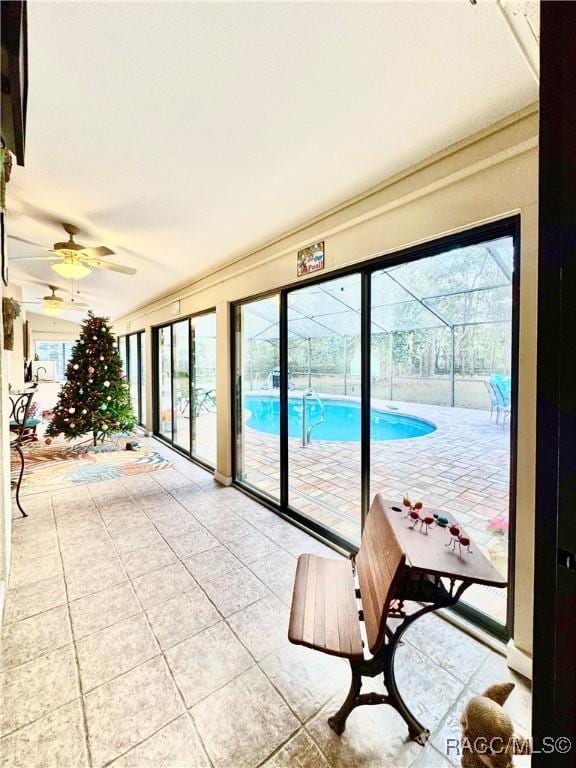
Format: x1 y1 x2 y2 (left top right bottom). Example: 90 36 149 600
301 388 325 447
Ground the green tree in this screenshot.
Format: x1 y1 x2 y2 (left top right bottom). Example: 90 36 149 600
47 312 136 446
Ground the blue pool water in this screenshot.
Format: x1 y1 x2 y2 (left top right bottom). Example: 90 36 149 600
244 395 436 442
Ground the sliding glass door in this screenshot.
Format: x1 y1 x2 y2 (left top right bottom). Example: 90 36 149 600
128 334 139 418
118 331 146 427
287 275 362 544
233 219 519 636
154 311 217 468
158 327 172 440
192 312 217 467
234 295 280 501
369 238 515 629
172 320 190 452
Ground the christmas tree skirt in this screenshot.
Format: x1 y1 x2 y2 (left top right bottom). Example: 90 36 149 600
12 438 171 495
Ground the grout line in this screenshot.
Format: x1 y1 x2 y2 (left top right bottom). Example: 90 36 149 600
51 490 94 768
0 696 86 744
98 711 188 768
0 635 73 675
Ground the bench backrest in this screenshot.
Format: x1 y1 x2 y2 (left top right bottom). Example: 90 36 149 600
356 495 406 654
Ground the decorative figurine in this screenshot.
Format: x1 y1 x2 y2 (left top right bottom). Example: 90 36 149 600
446 524 473 556
433 513 450 528
408 508 435 534
459 683 529 767
402 497 434 533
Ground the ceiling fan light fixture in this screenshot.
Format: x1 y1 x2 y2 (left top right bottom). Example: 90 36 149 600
43 300 63 316
51 257 92 280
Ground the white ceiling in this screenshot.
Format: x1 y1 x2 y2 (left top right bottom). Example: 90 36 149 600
7 0 538 321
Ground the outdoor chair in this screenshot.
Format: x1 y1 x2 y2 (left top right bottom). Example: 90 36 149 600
485 380 498 421
192 387 216 416
487 375 511 426
174 386 190 417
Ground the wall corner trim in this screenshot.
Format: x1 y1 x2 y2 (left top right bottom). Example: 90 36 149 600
506 638 533 680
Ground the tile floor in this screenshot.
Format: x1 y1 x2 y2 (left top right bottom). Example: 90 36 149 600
1 439 530 768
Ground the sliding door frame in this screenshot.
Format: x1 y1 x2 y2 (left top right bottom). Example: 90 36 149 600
152 308 217 471
231 215 520 638
119 330 145 427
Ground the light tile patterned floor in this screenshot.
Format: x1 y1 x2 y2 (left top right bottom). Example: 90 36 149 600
1 440 529 768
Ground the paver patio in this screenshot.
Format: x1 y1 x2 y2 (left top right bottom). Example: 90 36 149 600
239 396 511 623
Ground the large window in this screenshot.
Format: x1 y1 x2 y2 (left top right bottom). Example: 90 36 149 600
192 312 217 466
173 320 190 452
118 331 146 427
234 295 280 500
154 311 217 468
288 274 362 543
34 341 76 380
233 219 519 636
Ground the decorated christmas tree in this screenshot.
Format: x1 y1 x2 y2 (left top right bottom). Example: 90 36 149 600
47 312 136 446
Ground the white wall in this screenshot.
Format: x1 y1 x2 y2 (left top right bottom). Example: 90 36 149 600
28 312 81 345
113 106 538 661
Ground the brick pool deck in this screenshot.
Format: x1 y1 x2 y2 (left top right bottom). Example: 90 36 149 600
240 396 510 620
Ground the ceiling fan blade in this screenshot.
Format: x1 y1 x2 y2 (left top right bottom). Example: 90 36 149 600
81 246 115 258
21 300 43 305
88 259 137 275
7 235 45 248
10 255 60 262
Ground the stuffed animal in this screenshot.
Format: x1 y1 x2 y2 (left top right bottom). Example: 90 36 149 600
460 683 529 768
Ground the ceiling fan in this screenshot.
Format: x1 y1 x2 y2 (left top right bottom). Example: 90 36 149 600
22 285 90 316
10 222 137 279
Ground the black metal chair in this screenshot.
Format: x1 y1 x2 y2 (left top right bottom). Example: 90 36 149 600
9 385 38 518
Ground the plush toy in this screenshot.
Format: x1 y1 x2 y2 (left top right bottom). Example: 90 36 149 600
460 683 529 768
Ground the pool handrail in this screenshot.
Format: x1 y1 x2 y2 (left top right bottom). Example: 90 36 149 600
302 388 325 447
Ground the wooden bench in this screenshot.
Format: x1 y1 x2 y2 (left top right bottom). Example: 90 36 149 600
288 494 508 745
289 495 411 737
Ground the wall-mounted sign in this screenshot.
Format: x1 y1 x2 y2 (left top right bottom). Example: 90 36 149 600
297 241 325 277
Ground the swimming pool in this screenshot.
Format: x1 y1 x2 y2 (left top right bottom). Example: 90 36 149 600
244 395 436 442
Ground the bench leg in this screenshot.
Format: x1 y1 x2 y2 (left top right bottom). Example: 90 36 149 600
383 657 429 745
328 664 362 735
328 662 391 735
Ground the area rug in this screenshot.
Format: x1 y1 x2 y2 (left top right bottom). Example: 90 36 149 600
12 439 171 495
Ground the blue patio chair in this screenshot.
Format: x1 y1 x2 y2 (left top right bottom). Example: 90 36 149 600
485 380 499 421
489 375 511 426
